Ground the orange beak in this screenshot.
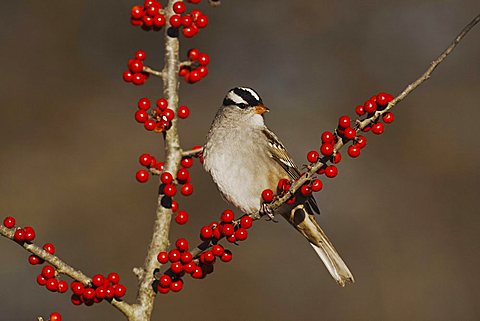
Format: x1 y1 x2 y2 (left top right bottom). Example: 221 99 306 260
254 104 269 115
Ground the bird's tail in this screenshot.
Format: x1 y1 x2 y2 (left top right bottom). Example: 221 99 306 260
285 204 354 287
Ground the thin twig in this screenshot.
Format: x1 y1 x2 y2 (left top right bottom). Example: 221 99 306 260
142 66 163 78
181 147 203 157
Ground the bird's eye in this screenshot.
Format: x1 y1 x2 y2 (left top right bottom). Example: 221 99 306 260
236 103 248 109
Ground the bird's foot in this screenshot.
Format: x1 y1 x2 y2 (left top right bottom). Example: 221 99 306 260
259 203 277 223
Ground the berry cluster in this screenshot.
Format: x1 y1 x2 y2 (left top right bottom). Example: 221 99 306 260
134 97 177 133
155 209 252 294
261 92 394 206
179 48 210 84
169 7 209 38
70 273 126 306
2 216 126 307
130 1 166 31
123 50 149 86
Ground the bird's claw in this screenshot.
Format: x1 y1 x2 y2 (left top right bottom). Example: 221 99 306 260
260 203 277 223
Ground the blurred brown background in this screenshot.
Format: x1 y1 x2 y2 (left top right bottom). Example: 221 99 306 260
1 1 479 320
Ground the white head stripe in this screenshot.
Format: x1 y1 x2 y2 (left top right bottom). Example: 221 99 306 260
227 92 248 105
239 87 260 101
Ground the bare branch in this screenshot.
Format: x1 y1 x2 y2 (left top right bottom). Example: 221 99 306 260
181 146 203 157
142 66 163 78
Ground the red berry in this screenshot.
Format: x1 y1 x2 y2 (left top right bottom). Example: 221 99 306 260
320 143 334 156
343 127 356 140
130 18 143 27
220 209 234 223
175 211 189 225
95 286 107 299
139 153 153 167
221 250 233 263
333 152 342 164
173 1 186 14
163 184 176 197
23 226 35 241
188 69 202 83
355 105 365 116
338 116 351 129
348 145 361 158
191 266 203 279
311 179 323 192
200 226 213 240
161 172 173 184
307 150 319 163
137 98 150 110
321 131 335 143
181 183 193 196
235 228 248 241
212 244 224 256
261 189 274 202
162 108 175 122
377 92 394 106
198 66 208 77
171 200 178 212
46 278 59 292
196 14 208 28
135 50 146 61
178 105 190 119
176 168 189 182
181 15 193 27
28 255 42 265
71 281 85 295
372 122 384 135
71 294 82 305
159 274 171 288
146 2 161 16
132 73 146 85
114 284 127 299
128 59 143 73
170 280 183 292
169 249 181 262
131 6 144 19
222 224 234 236
153 14 166 27
188 48 200 60
37 274 47 286
157 251 169 264
82 287 95 300
143 15 154 27
135 110 148 123
240 215 253 229
43 243 55 254
181 157 193 168
136 170 149 183
58 280 68 293
180 251 193 264
183 262 196 274
49 312 62 321
14 229 25 242
169 14 181 27
156 98 168 110
175 238 189 252
92 274 104 288
3 216 15 228
188 0 201 3
198 54 210 66
382 112 394 124
182 26 198 38
364 99 377 114
144 119 156 131
356 135 367 149
325 165 338 178
42 265 56 279
108 272 120 284
300 185 312 196
171 262 183 274
277 178 290 192
157 285 170 294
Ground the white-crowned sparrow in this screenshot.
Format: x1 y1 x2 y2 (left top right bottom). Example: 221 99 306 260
203 87 354 286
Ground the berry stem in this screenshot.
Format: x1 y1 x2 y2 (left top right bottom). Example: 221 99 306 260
142 65 163 78
181 146 204 157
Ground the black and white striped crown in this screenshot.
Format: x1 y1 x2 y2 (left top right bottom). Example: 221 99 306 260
223 87 263 108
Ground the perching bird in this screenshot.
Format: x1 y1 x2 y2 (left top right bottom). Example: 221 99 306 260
203 87 354 286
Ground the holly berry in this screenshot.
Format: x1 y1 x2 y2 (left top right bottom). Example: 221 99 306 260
181 183 193 196
196 14 208 28
160 172 173 184
261 189 274 202
144 119 156 131
132 73 146 86
139 153 153 167
135 50 146 61
325 165 338 178
348 145 361 158
188 69 202 83
135 110 148 123
176 168 189 182
178 105 190 119
235 228 248 241
46 278 59 292
222 224 234 236
92 274 104 288
14 229 25 242
171 262 183 274
131 6 144 19
320 143 334 156
240 215 253 229
29 255 42 265
382 112 394 123
338 116 351 129
175 238 189 251
372 122 384 135
363 99 377 114
71 294 82 305
57 280 68 293
311 179 323 192
356 135 367 149
221 250 233 263
169 15 182 28
43 243 56 254
355 105 365 116
198 54 210 66
49 312 62 321
37 274 48 286
300 185 312 196
188 48 200 60
181 157 193 168
71 281 85 295
212 244 224 256
321 131 335 143
115 285 127 299
220 209 234 223
95 286 107 299
182 26 198 38
200 226 213 240
170 280 183 292
307 150 319 163
136 170 149 183
138 98 150 110
3 216 15 228
42 265 56 279
180 251 192 263
157 252 169 264
343 127 356 140
23 226 35 242
175 210 189 225
159 274 172 288
108 272 120 284
173 1 186 14
153 15 166 27
181 15 193 27
376 92 394 106
333 152 342 164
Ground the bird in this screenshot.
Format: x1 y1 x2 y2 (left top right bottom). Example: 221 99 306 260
203 86 354 286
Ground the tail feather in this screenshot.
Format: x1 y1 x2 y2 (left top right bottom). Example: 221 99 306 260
285 204 354 286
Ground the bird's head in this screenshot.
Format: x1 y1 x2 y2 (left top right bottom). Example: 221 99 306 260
222 87 269 116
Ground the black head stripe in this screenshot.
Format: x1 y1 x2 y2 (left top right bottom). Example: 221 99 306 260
233 87 262 107
223 98 236 106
